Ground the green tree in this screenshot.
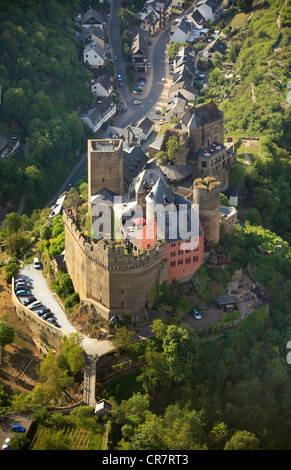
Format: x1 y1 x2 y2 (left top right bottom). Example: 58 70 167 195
58 333 84 376
111 327 136 356
162 324 200 383
5 212 22 234
0 320 15 348
40 222 52 240
165 136 179 164
155 151 168 165
2 87 28 123
245 207 262 226
224 430 260 450
24 165 42 191
5 232 30 258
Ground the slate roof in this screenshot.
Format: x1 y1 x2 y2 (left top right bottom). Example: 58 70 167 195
137 116 154 134
188 100 222 128
123 147 148 186
132 31 148 57
80 25 104 41
146 176 175 206
82 8 104 26
204 37 227 55
135 164 170 195
159 163 194 183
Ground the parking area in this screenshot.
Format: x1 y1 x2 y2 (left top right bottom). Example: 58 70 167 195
185 307 224 328
16 264 77 335
0 414 32 450
15 264 113 357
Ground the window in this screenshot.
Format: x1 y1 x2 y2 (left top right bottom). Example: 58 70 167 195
202 161 207 168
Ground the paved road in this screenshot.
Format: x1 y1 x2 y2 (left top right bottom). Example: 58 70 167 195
17 265 113 357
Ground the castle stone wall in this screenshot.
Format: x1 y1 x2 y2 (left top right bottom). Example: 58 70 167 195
64 212 168 320
88 139 123 197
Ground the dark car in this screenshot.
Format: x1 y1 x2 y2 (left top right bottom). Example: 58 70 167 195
23 297 37 306
38 307 51 316
43 312 55 320
12 424 26 433
47 318 60 328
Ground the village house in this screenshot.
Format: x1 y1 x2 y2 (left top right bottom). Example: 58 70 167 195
136 116 154 142
79 25 105 49
81 7 104 29
80 97 116 134
131 30 149 74
83 40 106 68
91 75 113 97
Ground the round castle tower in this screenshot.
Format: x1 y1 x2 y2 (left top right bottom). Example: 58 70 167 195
193 177 221 244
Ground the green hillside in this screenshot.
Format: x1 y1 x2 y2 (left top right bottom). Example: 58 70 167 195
0 0 97 211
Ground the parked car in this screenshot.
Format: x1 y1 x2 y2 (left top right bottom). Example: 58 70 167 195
43 312 55 320
16 290 32 297
47 318 60 328
23 297 37 306
15 277 31 284
117 74 122 81
114 55 118 63
34 257 41 269
139 77 146 82
133 100 141 105
12 424 26 433
193 308 202 320
29 301 42 310
155 109 161 114
137 81 146 86
160 119 164 125
147 62 151 68
15 283 30 290
161 77 166 83
38 307 50 316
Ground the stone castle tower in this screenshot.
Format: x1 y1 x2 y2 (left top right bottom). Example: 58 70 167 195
193 177 221 244
64 210 168 320
88 139 123 198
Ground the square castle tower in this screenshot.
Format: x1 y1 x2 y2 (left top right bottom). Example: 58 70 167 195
88 139 124 198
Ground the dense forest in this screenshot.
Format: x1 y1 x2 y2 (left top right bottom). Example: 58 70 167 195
0 0 99 212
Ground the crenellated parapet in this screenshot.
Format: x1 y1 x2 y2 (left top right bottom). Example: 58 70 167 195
63 210 168 319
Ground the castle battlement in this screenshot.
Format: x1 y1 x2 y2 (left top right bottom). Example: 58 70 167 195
64 211 165 272
63 210 168 318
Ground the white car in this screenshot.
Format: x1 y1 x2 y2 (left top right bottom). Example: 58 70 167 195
133 100 141 105
29 301 42 310
117 74 122 81
193 308 202 320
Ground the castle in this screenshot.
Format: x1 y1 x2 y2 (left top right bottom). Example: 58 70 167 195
64 100 237 321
